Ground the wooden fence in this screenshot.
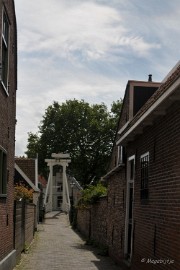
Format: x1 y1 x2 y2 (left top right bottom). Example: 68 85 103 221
14 200 36 262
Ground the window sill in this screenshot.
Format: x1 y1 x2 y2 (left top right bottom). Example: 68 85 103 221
0 194 7 198
0 194 7 203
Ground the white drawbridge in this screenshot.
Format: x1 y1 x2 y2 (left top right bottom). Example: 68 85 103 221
44 153 71 213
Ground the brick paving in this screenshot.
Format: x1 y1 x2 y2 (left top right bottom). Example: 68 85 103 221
14 212 122 270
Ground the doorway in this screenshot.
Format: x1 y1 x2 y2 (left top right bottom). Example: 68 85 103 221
125 155 135 262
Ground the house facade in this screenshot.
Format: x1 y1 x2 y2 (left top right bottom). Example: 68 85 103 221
104 63 180 270
0 0 17 269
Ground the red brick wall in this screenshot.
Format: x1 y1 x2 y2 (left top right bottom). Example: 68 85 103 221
0 0 17 262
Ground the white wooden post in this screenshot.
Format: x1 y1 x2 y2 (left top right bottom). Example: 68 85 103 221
49 162 53 212
44 173 50 207
62 163 67 212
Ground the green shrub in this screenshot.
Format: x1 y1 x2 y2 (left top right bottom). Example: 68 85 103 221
77 183 107 208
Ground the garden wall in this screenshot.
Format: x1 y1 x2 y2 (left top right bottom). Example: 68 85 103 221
77 196 108 247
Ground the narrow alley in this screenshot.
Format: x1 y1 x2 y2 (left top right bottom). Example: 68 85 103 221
14 212 122 270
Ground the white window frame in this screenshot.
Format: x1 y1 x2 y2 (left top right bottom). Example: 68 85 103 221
1 8 10 94
117 145 125 165
124 154 135 262
0 146 7 196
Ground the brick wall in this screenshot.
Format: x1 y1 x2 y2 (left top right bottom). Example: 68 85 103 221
107 101 180 270
91 196 108 247
0 0 17 264
77 208 90 239
128 101 180 270
107 170 126 264
77 196 108 247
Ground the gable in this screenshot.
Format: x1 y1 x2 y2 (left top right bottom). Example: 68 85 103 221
15 158 36 185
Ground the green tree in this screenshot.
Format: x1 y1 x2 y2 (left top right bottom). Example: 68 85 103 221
25 99 122 186
26 132 40 158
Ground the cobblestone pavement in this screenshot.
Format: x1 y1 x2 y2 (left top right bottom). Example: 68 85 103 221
14 213 122 270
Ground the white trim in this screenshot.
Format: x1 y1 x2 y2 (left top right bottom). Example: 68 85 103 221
140 152 149 159
162 61 180 82
117 145 125 165
1 8 10 94
0 145 7 153
128 155 135 161
118 121 130 134
116 76 180 145
15 163 40 192
1 80 9 95
101 163 125 180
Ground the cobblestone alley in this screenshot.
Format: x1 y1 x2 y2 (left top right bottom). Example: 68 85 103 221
14 212 122 270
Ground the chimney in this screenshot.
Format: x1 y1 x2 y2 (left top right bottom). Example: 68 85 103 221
148 74 152 82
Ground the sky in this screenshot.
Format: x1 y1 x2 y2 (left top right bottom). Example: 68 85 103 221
14 0 180 156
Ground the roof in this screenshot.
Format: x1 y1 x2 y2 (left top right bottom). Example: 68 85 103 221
117 62 180 145
15 157 36 185
68 176 83 190
15 163 40 192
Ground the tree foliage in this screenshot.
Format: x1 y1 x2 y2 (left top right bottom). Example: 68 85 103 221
25 99 122 186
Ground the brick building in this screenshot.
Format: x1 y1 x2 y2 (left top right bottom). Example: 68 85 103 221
103 62 180 269
0 0 17 269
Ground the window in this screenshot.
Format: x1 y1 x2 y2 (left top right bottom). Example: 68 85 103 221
0 148 7 195
57 182 63 192
117 145 125 165
1 11 9 91
140 152 149 201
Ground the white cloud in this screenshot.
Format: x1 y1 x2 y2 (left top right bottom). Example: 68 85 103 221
16 0 160 61
14 0 180 156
